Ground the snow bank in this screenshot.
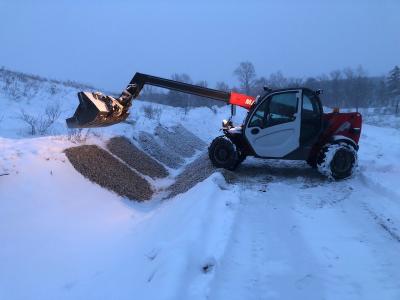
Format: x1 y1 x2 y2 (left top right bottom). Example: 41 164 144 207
0 135 240 299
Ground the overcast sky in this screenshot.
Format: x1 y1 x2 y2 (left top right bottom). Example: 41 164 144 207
0 0 399 91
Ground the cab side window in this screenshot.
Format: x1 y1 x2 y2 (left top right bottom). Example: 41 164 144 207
249 92 298 128
248 100 268 128
301 92 322 144
302 93 320 119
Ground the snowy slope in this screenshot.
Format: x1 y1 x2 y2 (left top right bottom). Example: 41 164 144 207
0 73 244 300
1 73 400 300
0 137 238 300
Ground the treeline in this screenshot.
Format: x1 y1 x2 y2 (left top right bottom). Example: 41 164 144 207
1 64 399 113
140 62 400 113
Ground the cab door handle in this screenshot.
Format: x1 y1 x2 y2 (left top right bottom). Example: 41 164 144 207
251 128 260 135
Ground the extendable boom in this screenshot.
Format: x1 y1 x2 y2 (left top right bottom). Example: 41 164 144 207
127 73 231 103
66 72 256 128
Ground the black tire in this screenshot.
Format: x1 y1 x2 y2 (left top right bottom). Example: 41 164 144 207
234 151 246 169
208 136 239 170
306 158 317 169
238 151 247 164
317 142 357 180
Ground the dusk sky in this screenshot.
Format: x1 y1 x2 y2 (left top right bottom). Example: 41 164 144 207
0 0 399 91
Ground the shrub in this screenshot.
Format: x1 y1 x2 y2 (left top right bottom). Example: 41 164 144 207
67 128 92 143
18 102 62 135
141 105 162 121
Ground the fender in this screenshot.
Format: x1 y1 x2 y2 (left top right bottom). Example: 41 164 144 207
330 135 359 150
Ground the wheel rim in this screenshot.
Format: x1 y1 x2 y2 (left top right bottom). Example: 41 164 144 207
214 146 230 164
332 149 354 174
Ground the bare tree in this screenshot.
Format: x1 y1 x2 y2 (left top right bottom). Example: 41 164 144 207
18 110 39 135
48 83 59 95
167 73 193 107
268 71 288 89
376 79 389 107
353 65 371 110
287 77 303 87
215 81 230 92
44 102 62 125
233 61 256 95
67 128 92 143
195 80 208 88
171 73 192 84
253 76 269 95
18 102 62 135
387 65 400 114
330 70 342 107
141 85 154 98
141 104 161 122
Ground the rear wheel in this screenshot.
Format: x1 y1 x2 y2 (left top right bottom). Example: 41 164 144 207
208 136 239 170
317 142 357 180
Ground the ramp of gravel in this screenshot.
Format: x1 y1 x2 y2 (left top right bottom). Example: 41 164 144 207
65 127 215 201
138 125 207 169
138 131 184 169
155 125 199 158
107 136 168 179
170 124 207 151
167 152 217 199
64 145 153 201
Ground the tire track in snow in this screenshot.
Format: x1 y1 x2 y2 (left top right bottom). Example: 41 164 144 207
358 172 400 203
208 169 400 300
209 181 326 300
355 173 400 243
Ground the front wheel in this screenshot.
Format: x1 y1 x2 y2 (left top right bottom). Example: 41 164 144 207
317 142 357 180
208 136 239 170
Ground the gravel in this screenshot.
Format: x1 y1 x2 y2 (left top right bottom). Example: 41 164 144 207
155 125 197 158
107 136 168 179
65 126 213 201
138 131 184 169
166 152 216 198
171 124 207 150
64 145 153 201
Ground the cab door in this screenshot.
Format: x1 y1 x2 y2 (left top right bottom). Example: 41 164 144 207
244 90 302 158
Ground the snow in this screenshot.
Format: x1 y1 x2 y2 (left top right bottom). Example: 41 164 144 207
0 134 240 300
209 176 400 300
1 76 400 299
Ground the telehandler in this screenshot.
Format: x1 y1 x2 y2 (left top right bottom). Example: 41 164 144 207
67 73 362 179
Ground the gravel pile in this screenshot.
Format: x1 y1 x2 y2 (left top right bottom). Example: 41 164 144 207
107 136 168 179
171 124 207 150
138 131 184 169
64 145 153 201
155 125 196 158
65 125 213 200
167 152 216 198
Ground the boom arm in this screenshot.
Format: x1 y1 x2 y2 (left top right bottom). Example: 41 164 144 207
66 72 255 128
126 73 230 102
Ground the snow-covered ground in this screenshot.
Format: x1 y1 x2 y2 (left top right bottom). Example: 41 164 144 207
1 74 400 299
